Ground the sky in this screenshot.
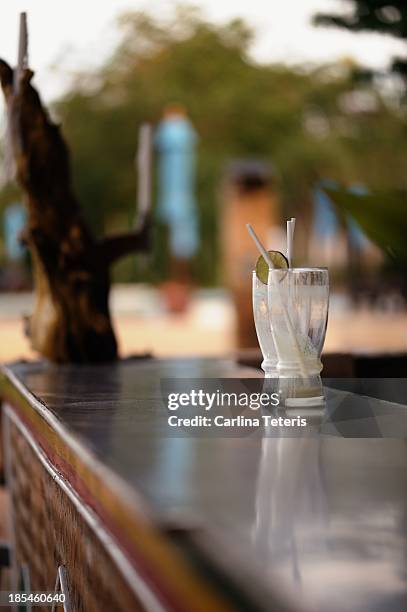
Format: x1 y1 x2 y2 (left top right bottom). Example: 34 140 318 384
0 0 406 103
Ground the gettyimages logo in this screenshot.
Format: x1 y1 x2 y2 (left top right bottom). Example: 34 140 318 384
162 378 407 438
167 388 280 411
161 379 308 436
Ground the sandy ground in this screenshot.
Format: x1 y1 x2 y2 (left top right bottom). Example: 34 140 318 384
1 286 407 362
0 288 235 362
2 311 407 363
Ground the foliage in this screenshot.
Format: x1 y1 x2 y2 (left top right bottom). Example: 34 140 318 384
322 186 407 263
315 1 407 272
314 1 407 81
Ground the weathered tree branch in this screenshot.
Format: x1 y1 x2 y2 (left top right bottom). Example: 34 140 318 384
0 59 150 363
99 215 151 267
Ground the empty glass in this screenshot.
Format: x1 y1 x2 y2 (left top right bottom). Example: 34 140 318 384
252 271 278 377
253 267 329 406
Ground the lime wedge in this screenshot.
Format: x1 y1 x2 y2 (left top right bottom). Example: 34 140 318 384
255 250 288 284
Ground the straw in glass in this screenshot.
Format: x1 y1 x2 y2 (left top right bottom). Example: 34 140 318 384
286 217 296 268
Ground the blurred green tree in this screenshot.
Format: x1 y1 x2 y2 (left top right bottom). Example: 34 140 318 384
2 7 407 283
314 1 407 282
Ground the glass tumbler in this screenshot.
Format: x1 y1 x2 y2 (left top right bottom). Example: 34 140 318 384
267 267 329 406
252 271 278 377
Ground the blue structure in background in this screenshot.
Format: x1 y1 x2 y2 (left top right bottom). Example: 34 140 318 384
313 183 339 239
155 108 199 260
313 181 370 248
347 185 370 248
3 202 26 261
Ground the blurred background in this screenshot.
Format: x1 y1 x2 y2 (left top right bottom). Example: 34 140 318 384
1 0 407 362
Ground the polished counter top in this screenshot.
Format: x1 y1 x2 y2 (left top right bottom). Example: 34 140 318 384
1 358 407 612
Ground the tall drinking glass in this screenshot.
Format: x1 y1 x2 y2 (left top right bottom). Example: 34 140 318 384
252 271 278 377
267 267 329 406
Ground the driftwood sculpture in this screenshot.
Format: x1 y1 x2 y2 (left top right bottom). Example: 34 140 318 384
0 59 150 363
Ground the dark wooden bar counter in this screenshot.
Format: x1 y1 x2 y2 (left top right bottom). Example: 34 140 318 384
1 358 407 611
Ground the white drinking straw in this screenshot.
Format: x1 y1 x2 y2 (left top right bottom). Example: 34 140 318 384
4 13 29 181
135 122 152 230
14 12 28 94
286 217 296 268
246 223 308 380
